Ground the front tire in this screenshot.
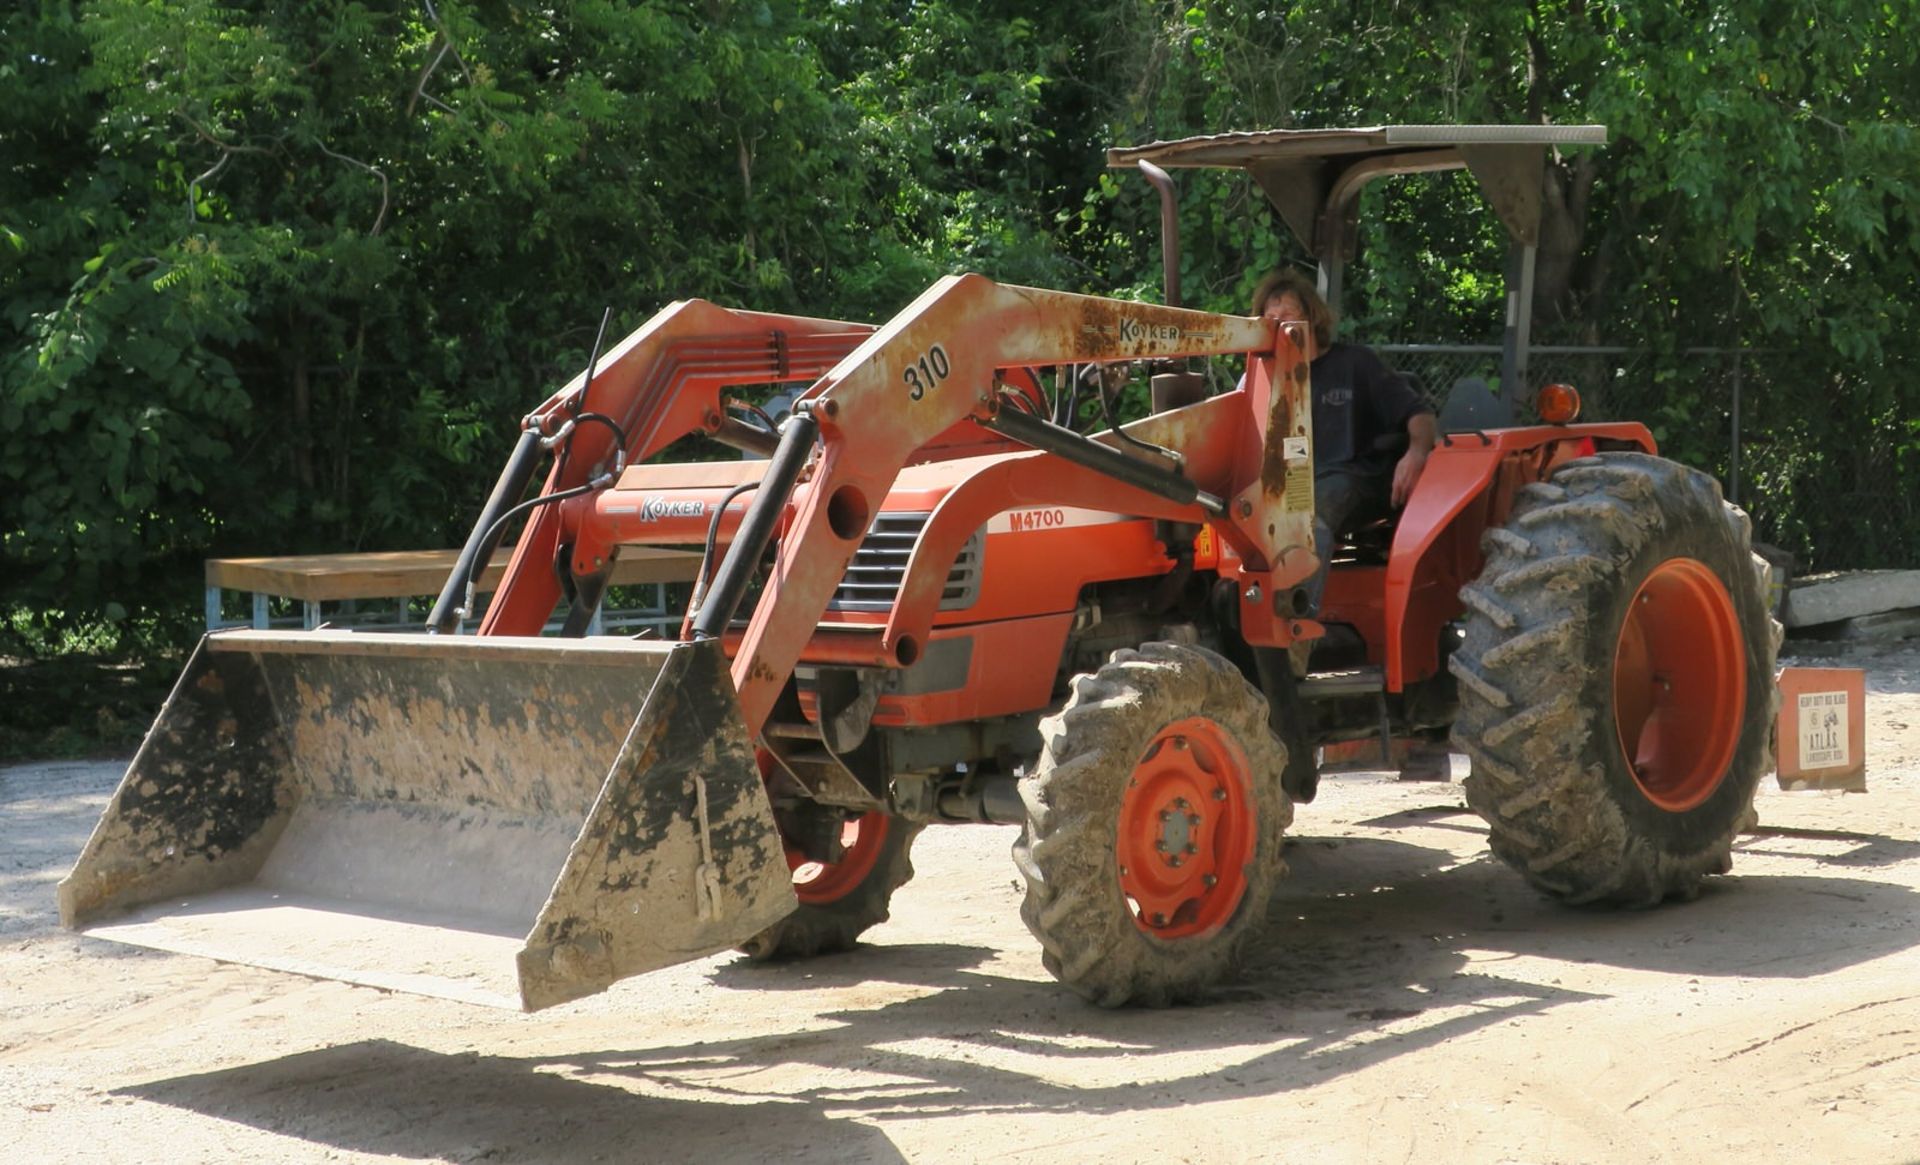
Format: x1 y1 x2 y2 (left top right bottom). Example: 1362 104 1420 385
1450 453 1780 905
739 811 923 960
1014 642 1291 1006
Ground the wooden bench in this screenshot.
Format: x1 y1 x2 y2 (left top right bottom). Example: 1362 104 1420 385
205 547 703 634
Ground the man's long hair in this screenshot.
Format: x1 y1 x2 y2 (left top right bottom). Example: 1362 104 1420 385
1251 268 1336 350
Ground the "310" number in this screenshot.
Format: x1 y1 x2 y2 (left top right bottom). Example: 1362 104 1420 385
901 344 951 400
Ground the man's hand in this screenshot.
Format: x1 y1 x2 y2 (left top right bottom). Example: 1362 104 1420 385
1391 413 1439 507
1390 447 1430 508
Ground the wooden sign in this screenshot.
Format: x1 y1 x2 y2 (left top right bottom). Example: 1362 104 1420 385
1774 667 1868 792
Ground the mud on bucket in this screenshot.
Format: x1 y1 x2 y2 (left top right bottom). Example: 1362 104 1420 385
57 631 796 1010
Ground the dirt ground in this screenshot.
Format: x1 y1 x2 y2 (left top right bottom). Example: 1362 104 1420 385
4 636 1920 1164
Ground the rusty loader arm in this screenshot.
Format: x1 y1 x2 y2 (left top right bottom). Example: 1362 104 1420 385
61 276 1315 1011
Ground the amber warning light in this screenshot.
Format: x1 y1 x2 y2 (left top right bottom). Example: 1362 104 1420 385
1536 383 1582 424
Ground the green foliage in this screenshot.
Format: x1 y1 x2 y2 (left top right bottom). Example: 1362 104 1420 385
1111 0 1920 567
4 0 1919 716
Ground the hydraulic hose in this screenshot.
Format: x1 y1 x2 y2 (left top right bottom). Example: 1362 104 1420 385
691 412 819 641
427 427 545 633
687 479 764 621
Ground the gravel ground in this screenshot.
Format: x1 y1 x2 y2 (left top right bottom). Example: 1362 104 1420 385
3 636 1917 1164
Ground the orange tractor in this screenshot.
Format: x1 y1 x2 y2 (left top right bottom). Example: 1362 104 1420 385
61 126 1777 1010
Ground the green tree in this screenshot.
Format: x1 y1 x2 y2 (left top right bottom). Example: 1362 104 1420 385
5 0 1918 683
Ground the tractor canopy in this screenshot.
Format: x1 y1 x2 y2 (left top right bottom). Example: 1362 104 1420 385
1107 124 1607 259
1109 124 1608 395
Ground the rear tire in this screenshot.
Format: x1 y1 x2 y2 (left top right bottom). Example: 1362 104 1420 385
1014 642 1290 1006
739 812 923 960
1450 453 1780 905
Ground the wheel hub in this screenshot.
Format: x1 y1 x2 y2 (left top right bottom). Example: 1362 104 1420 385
1612 557 1746 811
787 811 889 905
1116 717 1257 939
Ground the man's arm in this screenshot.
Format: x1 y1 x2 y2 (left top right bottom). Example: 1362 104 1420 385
1391 412 1436 508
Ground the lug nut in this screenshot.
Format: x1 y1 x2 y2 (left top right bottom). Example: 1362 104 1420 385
1202 874 1218 887
1188 814 1202 826
1168 855 1184 868
1159 809 1172 821
1151 912 1168 927
1156 841 1169 852
1212 788 1228 801
1185 843 1198 854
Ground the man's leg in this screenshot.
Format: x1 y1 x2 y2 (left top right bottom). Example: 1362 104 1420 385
1294 470 1390 676
1305 469 1391 615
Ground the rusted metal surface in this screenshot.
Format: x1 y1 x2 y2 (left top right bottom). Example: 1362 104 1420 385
482 300 874 636
1220 320 1316 583
727 275 1275 734
61 631 793 1011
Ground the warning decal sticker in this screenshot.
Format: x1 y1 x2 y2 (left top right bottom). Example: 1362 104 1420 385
1283 463 1312 512
1797 690 1851 771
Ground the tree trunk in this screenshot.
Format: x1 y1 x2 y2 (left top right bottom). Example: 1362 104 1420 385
1535 151 1598 327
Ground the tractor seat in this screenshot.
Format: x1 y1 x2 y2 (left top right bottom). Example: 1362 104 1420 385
1328 427 1410 565
1333 515 1396 565
1329 377 1511 565
1436 376 1514 432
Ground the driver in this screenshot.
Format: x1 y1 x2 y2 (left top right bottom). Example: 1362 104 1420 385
1251 268 1436 614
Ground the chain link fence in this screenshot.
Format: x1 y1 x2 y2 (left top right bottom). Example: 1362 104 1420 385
1376 344 1920 575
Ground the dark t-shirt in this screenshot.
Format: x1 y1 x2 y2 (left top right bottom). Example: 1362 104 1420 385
1311 342 1431 478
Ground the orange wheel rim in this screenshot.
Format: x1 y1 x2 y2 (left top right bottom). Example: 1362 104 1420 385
1612 558 1746 811
1115 717 1258 939
789 811 889 905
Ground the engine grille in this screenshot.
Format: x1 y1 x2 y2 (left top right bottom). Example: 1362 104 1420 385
829 511 982 613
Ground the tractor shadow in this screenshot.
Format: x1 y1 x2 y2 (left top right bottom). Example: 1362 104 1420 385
118 1037 913 1164
118 814 1920 1159
119 937 1583 1163
1257 816 1920 990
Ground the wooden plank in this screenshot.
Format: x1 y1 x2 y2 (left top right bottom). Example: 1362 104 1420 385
206 547 702 604
205 628 681 663
601 547 707 586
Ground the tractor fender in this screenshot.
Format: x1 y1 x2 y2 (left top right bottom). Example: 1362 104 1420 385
1383 422 1655 689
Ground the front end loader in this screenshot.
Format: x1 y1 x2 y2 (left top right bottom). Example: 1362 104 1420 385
64 125 1780 1010
63 276 1323 1009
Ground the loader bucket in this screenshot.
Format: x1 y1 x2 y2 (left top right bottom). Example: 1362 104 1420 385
57 631 797 1011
